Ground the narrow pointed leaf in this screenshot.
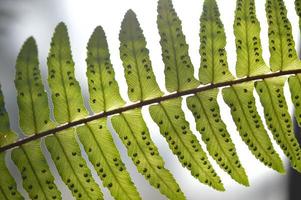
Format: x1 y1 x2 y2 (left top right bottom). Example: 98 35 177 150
266 0 301 71
45 129 103 200
86 26 125 113
111 109 185 200
82 26 141 199
12 141 62 200
0 86 23 199
47 22 88 123
255 78 301 172
0 85 17 146
47 23 103 199
234 0 269 77
199 0 234 84
288 74 301 126
77 119 141 200
187 89 249 186
119 10 163 102
157 0 199 92
222 83 284 173
150 98 224 191
0 153 23 200
13 37 61 199
15 37 53 135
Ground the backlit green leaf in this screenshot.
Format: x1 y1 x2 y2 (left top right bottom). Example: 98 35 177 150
223 83 284 173
157 0 199 92
255 77 301 172
119 10 163 101
150 97 225 191
111 109 185 200
187 89 249 186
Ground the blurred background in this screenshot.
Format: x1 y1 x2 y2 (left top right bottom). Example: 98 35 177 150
0 0 300 199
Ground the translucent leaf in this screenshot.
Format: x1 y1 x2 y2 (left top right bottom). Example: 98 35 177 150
187 89 249 186
0 153 24 200
234 0 269 77
86 26 125 113
295 0 301 30
266 0 301 71
77 119 141 200
255 78 301 172
0 85 17 146
47 22 88 123
119 10 163 102
111 109 185 200
150 97 224 191
45 129 103 200
222 83 284 173
199 0 234 84
15 37 53 135
288 74 301 126
12 141 62 200
157 0 199 92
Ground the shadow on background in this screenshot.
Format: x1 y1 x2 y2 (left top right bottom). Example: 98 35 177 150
288 120 301 200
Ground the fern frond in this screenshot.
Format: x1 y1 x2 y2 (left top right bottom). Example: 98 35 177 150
111 109 185 200
234 0 269 77
288 74 301 126
266 0 301 71
46 129 103 200
150 97 225 191
86 26 125 112
255 77 301 172
199 0 234 84
187 89 249 186
12 141 62 200
15 37 53 135
119 10 163 101
0 86 23 200
77 119 141 200
78 26 141 200
47 22 88 123
0 153 23 200
222 83 284 173
46 22 103 199
157 0 199 92
0 86 17 147
12 37 62 200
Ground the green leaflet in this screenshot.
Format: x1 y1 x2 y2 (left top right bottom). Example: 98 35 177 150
47 23 103 199
157 0 199 92
187 89 249 186
255 78 301 172
150 98 224 191
77 119 141 200
0 85 17 146
13 38 62 199
12 141 62 200
45 129 103 200
119 10 163 102
0 153 23 200
86 26 125 113
222 83 284 173
234 0 269 77
266 0 301 71
48 22 88 123
80 25 141 200
199 0 234 84
0 87 23 199
288 74 301 126
111 109 185 200
15 37 53 135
